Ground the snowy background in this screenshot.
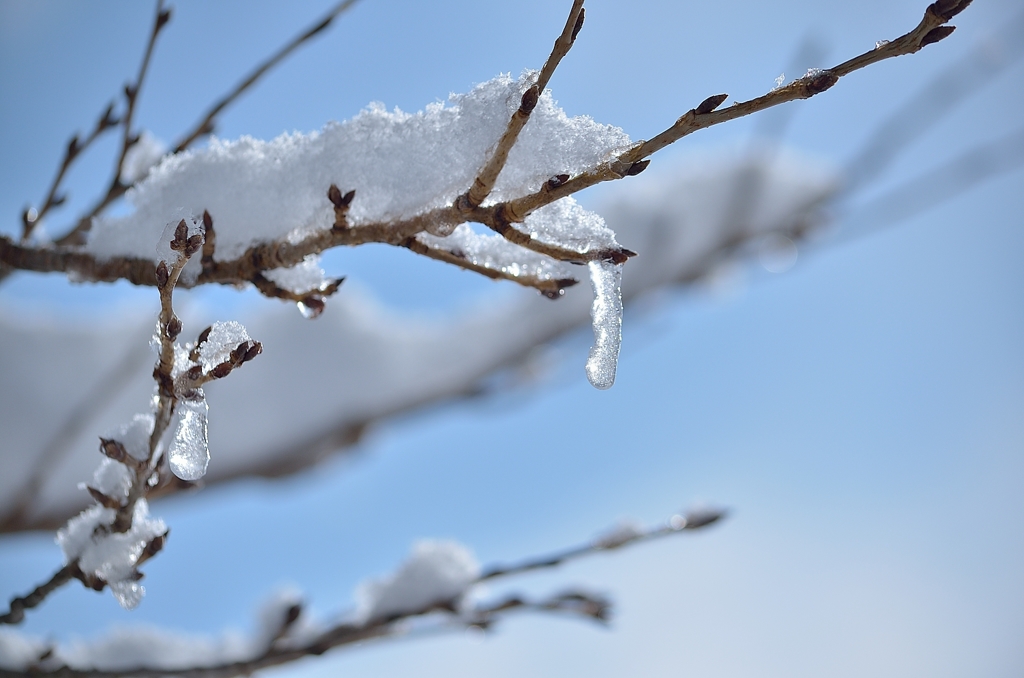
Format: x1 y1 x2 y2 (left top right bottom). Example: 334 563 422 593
1 0 1022 676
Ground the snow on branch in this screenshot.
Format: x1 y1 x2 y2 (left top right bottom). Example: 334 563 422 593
0 508 724 676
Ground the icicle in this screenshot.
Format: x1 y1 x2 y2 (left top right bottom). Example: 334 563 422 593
168 394 210 481
585 260 623 390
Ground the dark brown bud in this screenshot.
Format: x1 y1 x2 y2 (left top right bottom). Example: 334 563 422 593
921 25 956 47
804 70 838 95
142 531 167 559
929 0 971 21
695 93 729 115
67 135 80 158
202 210 213 233
157 8 172 29
87 486 121 510
185 365 204 381
171 219 188 250
625 159 650 176
328 184 344 207
165 316 182 340
184 233 204 257
100 101 119 128
243 341 263 362
210 362 233 379
300 296 326 318
51 193 67 207
283 603 302 628
546 174 570 190
196 325 212 346
99 437 128 462
123 83 136 101
571 7 585 41
155 261 169 287
520 86 539 114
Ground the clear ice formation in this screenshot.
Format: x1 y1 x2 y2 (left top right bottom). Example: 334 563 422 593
168 395 210 481
585 260 623 390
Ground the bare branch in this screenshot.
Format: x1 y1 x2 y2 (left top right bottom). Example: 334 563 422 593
170 0 362 155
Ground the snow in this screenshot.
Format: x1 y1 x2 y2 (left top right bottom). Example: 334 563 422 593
168 394 210 481
120 131 167 185
56 499 167 610
86 72 631 267
197 320 252 372
0 629 47 670
585 260 623 390
103 413 155 463
417 225 577 283
0 147 840 529
357 540 480 621
593 520 645 549
80 458 132 501
263 255 330 295
522 196 621 255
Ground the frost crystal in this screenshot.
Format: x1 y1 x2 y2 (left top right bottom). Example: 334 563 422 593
57 500 167 610
585 260 623 390
169 394 210 481
357 540 480 621
198 321 252 372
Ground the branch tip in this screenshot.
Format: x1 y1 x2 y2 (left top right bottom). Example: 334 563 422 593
571 7 586 42
921 25 956 46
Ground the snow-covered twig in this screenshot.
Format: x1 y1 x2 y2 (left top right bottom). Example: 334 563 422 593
0 509 721 675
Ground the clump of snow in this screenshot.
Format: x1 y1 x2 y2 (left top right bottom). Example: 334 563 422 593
56 626 252 672
57 500 167 610
263 256 329 295
168 394 209 481
0 629 47 670
102 413 155 462
121 131 167 185
87 72 631 265
197 321 252 372
356 540 480 621
585 260 623 390
80 458 132 501
593 520 645 549
418 225 577 282
522 196 620 255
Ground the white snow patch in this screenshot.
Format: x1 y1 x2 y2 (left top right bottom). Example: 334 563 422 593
121 131 167 184
262 256 329 295
197 321 251 372
87 72 631 265
357 540 480 621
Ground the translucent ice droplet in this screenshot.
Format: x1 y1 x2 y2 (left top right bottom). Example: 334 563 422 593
585 260 623 390
109 579 145 610
168 395 209 481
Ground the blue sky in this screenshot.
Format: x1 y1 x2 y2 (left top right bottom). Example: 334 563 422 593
1 1 1022 676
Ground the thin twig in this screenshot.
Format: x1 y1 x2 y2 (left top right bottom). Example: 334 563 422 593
0 510 720 674
50 1 171 248
458 0 585 210
170 0 362 154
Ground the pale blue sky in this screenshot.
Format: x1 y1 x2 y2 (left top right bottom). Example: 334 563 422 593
1 1 1022 676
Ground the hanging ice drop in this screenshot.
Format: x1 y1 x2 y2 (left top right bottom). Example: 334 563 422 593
585 260 623 390
168 394 210 480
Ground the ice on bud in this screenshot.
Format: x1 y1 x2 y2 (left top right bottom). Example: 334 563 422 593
585 260 623 390
197 321 252 372
168 394 209 481
59 500 167 610
109 580 145 611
